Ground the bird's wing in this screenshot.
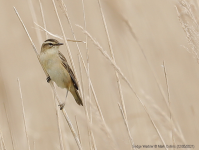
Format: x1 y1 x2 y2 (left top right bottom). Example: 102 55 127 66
58 51 79 90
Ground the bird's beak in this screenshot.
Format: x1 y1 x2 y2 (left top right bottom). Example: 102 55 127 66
56 43 64 46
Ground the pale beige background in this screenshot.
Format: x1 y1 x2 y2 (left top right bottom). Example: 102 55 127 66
0 0 198 150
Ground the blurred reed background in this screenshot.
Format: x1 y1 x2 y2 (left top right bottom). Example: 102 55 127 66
0 0 198 150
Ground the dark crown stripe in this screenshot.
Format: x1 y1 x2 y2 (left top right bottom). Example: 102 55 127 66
45 39 58 43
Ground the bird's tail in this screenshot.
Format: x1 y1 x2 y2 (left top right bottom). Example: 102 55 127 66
71 86 83 106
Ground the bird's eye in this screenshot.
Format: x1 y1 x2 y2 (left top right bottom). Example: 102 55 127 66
49 43 53 46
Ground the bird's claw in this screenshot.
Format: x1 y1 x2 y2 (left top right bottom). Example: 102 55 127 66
46 76 51 83
59 103 65 110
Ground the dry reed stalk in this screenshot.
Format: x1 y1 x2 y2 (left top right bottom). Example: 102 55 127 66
79 56 119 150
162 61 176 149
121 17 180 149
78 56 97 150
56 110 65 150
88 131 92 150
81 0 92 120
75 116 82 144
76 24 138 97
144 107 168 150
34 22 63 40
38 0 48 39
96 1 133 148
79 1 97 148
118 103 135 150
122 17 173 109
51 0 78 83
13 7 82 150
78 59 98 150
120 18 179 139
28 0 42 45
34 22 86 43
53 87 65 150
89 130 97 150
31 3 66 149
77 56 96 150
76 25 133 91
80 2 97 149
179 1 198 27
62 109 82 150
47 5 97 147
97 0 128 121
0 130 6 150
3 108 15 150
77 24 126 122
56 2 117 149
175 1 198 145
57 0 95 125
17 79 31 150
80 0 92 121
63 4 95 146
77 54 89 121
175 1 199 62
77 55 89 118
90 132 97 150
121 15 178 149
37 3 65 149
51 2 87 149
0 84 15 150
58 0 103 123
87 130 95 150
77 25 168 149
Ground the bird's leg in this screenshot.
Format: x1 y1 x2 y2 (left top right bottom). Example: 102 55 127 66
46 76 51 83
59 89 68 110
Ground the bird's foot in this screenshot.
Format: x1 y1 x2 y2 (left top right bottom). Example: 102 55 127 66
59 103 65 110
46 76 51 83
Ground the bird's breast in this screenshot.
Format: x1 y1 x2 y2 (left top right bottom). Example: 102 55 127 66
40 52 71 89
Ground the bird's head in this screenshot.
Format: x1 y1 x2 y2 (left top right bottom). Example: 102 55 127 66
41 39 63 53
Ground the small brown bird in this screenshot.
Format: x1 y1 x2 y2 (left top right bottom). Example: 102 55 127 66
39 39 83 110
